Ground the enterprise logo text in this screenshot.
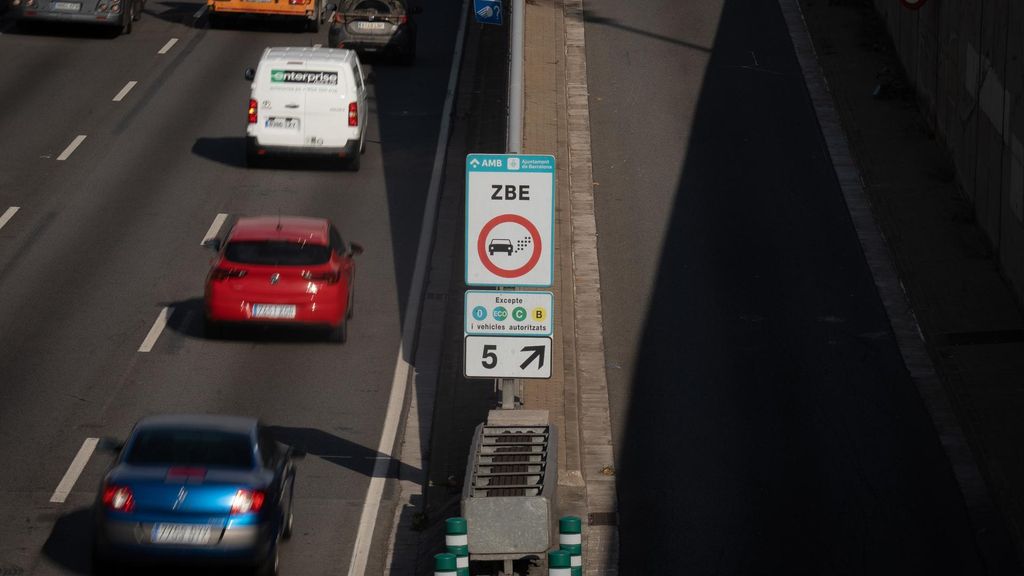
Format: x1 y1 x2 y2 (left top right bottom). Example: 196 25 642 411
270 70 339 85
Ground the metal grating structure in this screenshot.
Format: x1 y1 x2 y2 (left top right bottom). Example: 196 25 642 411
470 426 549 497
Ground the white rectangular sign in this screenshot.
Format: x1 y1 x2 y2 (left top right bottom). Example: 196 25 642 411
465 291 553 336
464 336 552 379
466 154 555 287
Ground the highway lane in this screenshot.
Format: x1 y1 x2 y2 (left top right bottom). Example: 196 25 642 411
585 0 990 573
0 1 460 573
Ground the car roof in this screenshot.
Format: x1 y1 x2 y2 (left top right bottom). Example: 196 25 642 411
228 216 331 245
260 46 358 66
133 414 258 435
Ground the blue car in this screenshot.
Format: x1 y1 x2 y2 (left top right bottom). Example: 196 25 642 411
92 415 302 575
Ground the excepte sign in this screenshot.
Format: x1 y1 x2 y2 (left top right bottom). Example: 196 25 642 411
466 154 555 287
465 291 553 336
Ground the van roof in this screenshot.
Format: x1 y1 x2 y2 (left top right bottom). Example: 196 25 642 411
260 46 358 66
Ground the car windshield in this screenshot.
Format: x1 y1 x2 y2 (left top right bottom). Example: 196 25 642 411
124 428 254 469
225 241 331 266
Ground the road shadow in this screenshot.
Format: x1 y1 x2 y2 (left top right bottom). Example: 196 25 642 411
142 0 202 25
267 425 420 479
192 136 356 172
4 19 121 38
163 297 346 344
41 507 93 575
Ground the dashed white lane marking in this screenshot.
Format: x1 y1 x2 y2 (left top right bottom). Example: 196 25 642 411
56 135 87 161
158 38 178 54
0 207 19 232
112 81 138 102
193 5 207 18
138 307 170 352
50 438 99 503
347 348 409 576
200 213 228 245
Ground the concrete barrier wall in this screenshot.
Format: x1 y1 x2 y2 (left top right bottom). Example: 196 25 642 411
870 0 1024 305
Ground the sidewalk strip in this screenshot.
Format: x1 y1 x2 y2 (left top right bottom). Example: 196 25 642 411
138 307 170 352
201 213 228 245
50 438 99 503
112 81 138 102
158 38 178 54
0 207 19 232
56 135 87 161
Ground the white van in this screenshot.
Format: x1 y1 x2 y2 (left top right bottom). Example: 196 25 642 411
244 47 367 170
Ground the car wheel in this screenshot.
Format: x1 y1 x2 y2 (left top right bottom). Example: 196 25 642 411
257 540 280 576
346 282 354 320
246 150 264 168
120 5 133 34
329 320 348 344
92 542 116 575
208 11 223 28
346 152 360 172
282 481 295 540
133 0 142 21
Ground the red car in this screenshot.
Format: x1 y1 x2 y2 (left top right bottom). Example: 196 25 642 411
204 216 362 343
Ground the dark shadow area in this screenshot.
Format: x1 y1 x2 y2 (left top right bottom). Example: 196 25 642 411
163 298 345 344
584 11 712 52
3 19 121 38
267 425 420 479
608 0 1014 573
206 11 311 33
141 0 204 25
192 136 357 171
41 507 93 575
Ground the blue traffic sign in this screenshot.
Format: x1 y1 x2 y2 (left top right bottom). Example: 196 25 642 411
473 0 502 25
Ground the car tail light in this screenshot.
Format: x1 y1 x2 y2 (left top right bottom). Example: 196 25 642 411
210 267 247 281
303 270 340 283
102 485 135 513
230 489 265 515
247 99 258 124
398 15 407 24
348 102 358 127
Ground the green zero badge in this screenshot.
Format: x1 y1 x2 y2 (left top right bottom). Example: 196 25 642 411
270 70 339 85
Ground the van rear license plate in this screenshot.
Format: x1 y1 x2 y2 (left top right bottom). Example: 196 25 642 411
253 304 296 319
356 21 387 30
52 2 80 9
152 523 211 545
266 117 299 130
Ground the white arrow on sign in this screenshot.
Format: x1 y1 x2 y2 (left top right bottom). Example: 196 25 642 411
464 336 552 379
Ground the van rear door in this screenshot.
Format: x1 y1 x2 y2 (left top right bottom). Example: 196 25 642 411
303 64 352 149
256 65 315 148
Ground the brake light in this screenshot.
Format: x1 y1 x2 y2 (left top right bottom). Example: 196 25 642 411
230 489 265 514
348 102 358 127
102 485 135 513
398 15 407 24
302 270 340 283
210 267 247 281
247 99 258 124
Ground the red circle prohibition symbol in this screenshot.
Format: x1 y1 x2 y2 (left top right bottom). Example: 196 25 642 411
477 214 542 279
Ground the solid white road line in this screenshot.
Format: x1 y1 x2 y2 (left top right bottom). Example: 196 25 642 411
193 5 207 19
0 207 19 232
50 438 99 503
158 38 179 54
348 0 469 571
138 307 170 352
112 81 138 102
56 135 87 161
347 349 409 576
201 213 229 245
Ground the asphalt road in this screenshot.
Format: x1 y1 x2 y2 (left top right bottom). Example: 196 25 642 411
0 2 459 573
585 0 990 573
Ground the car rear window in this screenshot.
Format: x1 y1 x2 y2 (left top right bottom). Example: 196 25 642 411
124 429 254 469
225 241 331 266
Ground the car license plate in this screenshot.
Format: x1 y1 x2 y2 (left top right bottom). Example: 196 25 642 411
52 1 80 9
265 117 299 130
252 304 296 319
356 21 387 30
151 523 211 545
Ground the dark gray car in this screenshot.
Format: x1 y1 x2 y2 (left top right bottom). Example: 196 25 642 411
326 0 420 64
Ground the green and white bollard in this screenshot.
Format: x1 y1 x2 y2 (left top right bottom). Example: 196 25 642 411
558 516 582 576
434 552 457 576
445 517 469 576
548 549 571 576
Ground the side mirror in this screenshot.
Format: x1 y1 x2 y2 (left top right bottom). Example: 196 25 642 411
411 6 422 14
202 238 221 252
350 242 364 256
325 2 336 10
244 68 256 81
97 437 124 453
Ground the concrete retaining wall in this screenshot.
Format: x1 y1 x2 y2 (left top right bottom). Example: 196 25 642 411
871 0 1024 305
